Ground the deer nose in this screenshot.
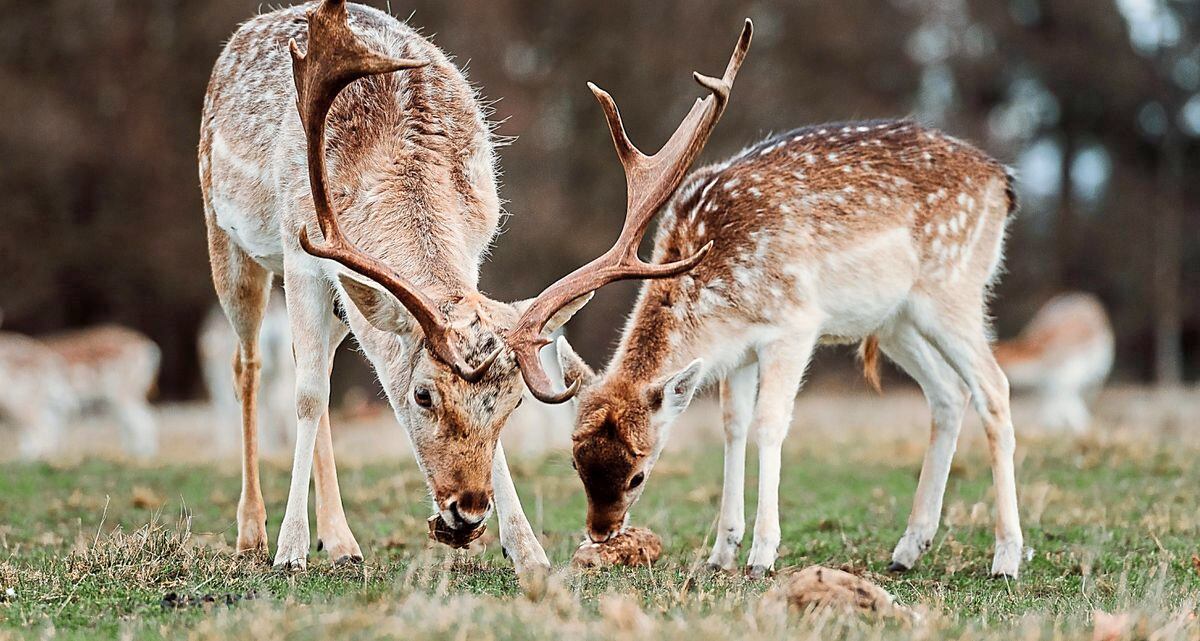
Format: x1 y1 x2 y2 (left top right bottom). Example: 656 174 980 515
588 527 618 544
446 492 492 529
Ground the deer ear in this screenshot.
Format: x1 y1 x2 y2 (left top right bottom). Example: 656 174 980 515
337 273 413 334
656 359 704 419
555 336 597 391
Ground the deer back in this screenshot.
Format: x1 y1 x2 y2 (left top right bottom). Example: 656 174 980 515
200 3 500 288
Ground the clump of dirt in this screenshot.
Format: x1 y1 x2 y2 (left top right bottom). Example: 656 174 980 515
426 514 485 549
160 592 257 610
764 565 915 622
571 527 662 568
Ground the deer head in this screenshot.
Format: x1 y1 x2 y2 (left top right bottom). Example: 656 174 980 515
558 339 705 541
291 0 750 536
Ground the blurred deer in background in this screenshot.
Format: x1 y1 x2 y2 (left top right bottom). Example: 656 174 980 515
0 331 74 459
560 121 1024 578
0 325 159 459
994 292 1113 432
200 0 748 571
200 293 295 455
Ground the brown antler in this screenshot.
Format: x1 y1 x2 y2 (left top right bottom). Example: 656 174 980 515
290 0 497 382
506 19 753 403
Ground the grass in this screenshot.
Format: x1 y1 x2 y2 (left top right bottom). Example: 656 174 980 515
1 393 1199 639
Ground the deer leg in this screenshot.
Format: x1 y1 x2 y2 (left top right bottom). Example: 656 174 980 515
113 397 158 460
912 296 1023 578
273 269 336 571
746 327 818 578
879 322 968 572
492 442 550 578
313 323 361 564
706 363 757 572
17 404 66 461
207 218 272 556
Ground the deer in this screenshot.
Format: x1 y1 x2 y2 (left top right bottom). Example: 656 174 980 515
0 325 160 459
200 0 750 572
200 293 295 455
994 292 1113 432
557 120 1024 578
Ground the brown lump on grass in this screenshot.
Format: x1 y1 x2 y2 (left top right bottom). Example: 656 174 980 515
571 527 662 568
427 514 486 549
765 566 916 622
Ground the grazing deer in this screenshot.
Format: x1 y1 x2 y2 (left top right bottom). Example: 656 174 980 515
200 294 295 454
0 326 160 459
994 292 1113 432
0 332 74 459
200 0 749 571
559 121 1024 578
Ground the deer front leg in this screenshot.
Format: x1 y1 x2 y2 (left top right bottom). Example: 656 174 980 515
746 330 817 578
312 325 362 565
706 364 756 572
274 272 336 571
492 442 550 577
314 409 363 564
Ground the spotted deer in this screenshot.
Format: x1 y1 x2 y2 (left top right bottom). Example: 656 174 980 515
559 121 1024 578
994 292 1113 432
0 326 160 459
200 0 749 571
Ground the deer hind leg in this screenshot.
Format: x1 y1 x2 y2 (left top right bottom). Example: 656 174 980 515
910 295 1023 578
706 363 757 572
273 267 339 571
206 219 273 556
313 322 362 565
746 326 819 578
879 322 969 573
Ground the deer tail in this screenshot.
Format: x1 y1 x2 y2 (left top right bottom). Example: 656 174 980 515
858 335 882 393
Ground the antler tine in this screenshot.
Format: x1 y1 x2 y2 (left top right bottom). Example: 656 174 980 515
507 20 753 404
290 1 494 383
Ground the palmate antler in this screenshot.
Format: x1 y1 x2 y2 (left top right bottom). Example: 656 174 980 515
506 19 754 403
290 0 499 382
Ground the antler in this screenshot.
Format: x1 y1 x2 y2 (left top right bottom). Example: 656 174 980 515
290 0 497 382
506 19 753 403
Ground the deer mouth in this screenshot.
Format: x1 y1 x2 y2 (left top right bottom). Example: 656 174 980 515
427 514 486 549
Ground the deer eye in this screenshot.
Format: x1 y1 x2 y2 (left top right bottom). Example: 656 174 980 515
628 472 644 490
413 386 434 409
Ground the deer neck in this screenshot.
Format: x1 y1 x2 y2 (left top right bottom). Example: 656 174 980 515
340 144 488 304
608 281 696 385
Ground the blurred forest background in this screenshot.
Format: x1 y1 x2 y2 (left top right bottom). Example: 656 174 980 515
0 0 1197 399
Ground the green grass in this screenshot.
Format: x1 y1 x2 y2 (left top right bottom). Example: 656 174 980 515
1 427 1198 639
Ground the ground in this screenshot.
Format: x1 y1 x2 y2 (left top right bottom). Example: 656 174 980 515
0 387 1198 640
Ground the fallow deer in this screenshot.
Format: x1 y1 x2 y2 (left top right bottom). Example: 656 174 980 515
994 292 1113 432
0 325 160 459
200 0 749 571
200 294 295 454
559 121 1024 578
0 332 74 459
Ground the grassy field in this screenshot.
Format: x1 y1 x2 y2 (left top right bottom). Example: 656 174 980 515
1 389 1198 640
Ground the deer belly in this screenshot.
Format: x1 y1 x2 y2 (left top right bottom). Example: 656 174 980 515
812 227 918 337
212 193 286 272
